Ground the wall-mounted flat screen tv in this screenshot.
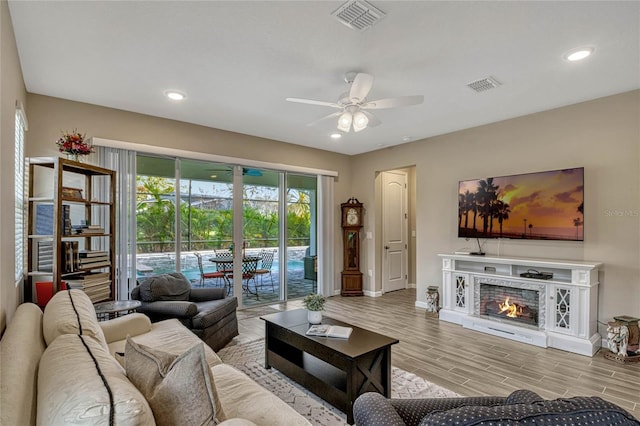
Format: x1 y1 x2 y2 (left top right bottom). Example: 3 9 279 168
458 167 584 241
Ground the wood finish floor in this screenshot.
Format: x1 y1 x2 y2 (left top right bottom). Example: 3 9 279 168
235 288 640 419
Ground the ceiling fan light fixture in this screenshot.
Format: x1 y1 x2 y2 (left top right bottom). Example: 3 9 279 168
337 111 353 132
353 111 369 132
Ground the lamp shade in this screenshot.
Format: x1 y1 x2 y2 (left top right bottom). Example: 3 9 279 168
337 111 353 132
353 111 369 132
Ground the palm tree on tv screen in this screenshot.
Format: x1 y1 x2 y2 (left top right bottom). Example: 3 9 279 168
477 178 499 235
495 200 511 237
463 191 475 231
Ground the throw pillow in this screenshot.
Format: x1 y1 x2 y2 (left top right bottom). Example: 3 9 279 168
125 336 225 425
138 273 191 302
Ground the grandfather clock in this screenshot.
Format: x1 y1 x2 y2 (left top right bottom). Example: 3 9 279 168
341 197 364 296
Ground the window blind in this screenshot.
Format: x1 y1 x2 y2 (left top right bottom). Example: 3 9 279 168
15 103 28 284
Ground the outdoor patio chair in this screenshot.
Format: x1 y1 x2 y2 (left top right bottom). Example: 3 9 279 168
194 251 225 287
226 257 259 300
255 249 275 292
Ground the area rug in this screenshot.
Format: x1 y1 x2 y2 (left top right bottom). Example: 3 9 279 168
236 306 281 320
218 339 459 425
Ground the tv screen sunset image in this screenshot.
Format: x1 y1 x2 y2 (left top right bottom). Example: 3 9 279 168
458 168 584 241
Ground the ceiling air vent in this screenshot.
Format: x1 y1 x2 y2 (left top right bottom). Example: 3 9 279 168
331 0 385 32
467 76 501 93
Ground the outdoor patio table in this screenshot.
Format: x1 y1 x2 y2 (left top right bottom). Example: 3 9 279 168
210 255 262 297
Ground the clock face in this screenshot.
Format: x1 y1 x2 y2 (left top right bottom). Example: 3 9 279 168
346 208 359 225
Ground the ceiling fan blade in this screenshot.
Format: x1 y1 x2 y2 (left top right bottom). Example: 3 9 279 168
307 111 342 127
361 95 424 109
362 110 381 127
286 98 341 108
349 73 374 103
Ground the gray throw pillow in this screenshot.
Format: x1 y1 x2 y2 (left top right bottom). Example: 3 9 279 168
139 273 191 302
125 336 224 425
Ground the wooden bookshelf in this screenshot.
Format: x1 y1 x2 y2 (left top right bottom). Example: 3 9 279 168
26 157 116 303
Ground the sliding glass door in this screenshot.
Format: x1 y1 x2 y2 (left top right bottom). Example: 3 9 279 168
135 153 318 307
178 159 234 283
136 156 178 275
286 174 317 300
241 168 279 306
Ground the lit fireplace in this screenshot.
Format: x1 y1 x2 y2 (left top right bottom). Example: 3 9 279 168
499 297 522 318
479 283 539 327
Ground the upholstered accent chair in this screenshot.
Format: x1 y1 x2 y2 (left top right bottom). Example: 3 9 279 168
131 272 238 351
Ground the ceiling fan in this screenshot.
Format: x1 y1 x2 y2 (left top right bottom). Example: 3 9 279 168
286 71 424 133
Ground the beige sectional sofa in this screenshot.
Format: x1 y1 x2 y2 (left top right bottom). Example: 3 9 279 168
0 289 310 425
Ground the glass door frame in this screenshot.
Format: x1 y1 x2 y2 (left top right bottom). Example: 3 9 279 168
278 172 288 301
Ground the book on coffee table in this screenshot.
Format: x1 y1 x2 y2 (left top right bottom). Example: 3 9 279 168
306 324 353 339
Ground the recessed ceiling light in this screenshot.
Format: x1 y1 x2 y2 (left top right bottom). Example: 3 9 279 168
165 90 186 101
564 47 594 62
330 133 342 139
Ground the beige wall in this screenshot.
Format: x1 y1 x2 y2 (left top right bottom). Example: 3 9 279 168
352 90 640 336
0 0 28 333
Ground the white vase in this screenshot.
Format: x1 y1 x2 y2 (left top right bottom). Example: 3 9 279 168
307 310 322 324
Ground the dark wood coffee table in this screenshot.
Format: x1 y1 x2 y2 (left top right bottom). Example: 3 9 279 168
261 309 398 424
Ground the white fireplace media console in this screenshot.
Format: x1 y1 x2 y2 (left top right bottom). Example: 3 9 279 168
438 254 602 356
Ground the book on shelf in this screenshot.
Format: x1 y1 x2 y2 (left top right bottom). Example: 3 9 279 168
62 205 72 236
78 256 109 264
61 241 79 273
79 260 111 270
84 286 111 303
73 226 105 235
65 272 111 302
66 279 111 291
79 250 109 258
65 271 110 283
61 187 83 199
306 324 353 339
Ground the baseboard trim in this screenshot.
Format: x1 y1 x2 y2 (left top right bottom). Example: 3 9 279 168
364 289 382 297
415 300 429 309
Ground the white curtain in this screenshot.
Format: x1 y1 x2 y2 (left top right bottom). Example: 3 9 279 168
93 146 137 300
317 175 335 297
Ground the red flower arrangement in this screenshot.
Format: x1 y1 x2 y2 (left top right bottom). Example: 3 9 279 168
56 129 94 156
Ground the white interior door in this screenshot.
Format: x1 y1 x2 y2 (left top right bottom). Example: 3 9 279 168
382 171 408 293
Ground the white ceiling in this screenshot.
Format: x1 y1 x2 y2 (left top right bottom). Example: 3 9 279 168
8 1 640 155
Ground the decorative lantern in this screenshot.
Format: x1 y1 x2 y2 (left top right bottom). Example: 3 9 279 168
426 286 440 317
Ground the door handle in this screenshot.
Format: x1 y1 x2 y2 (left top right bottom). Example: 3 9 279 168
384 245 390 250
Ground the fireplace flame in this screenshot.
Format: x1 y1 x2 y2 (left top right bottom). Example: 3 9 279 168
498 297 523 318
